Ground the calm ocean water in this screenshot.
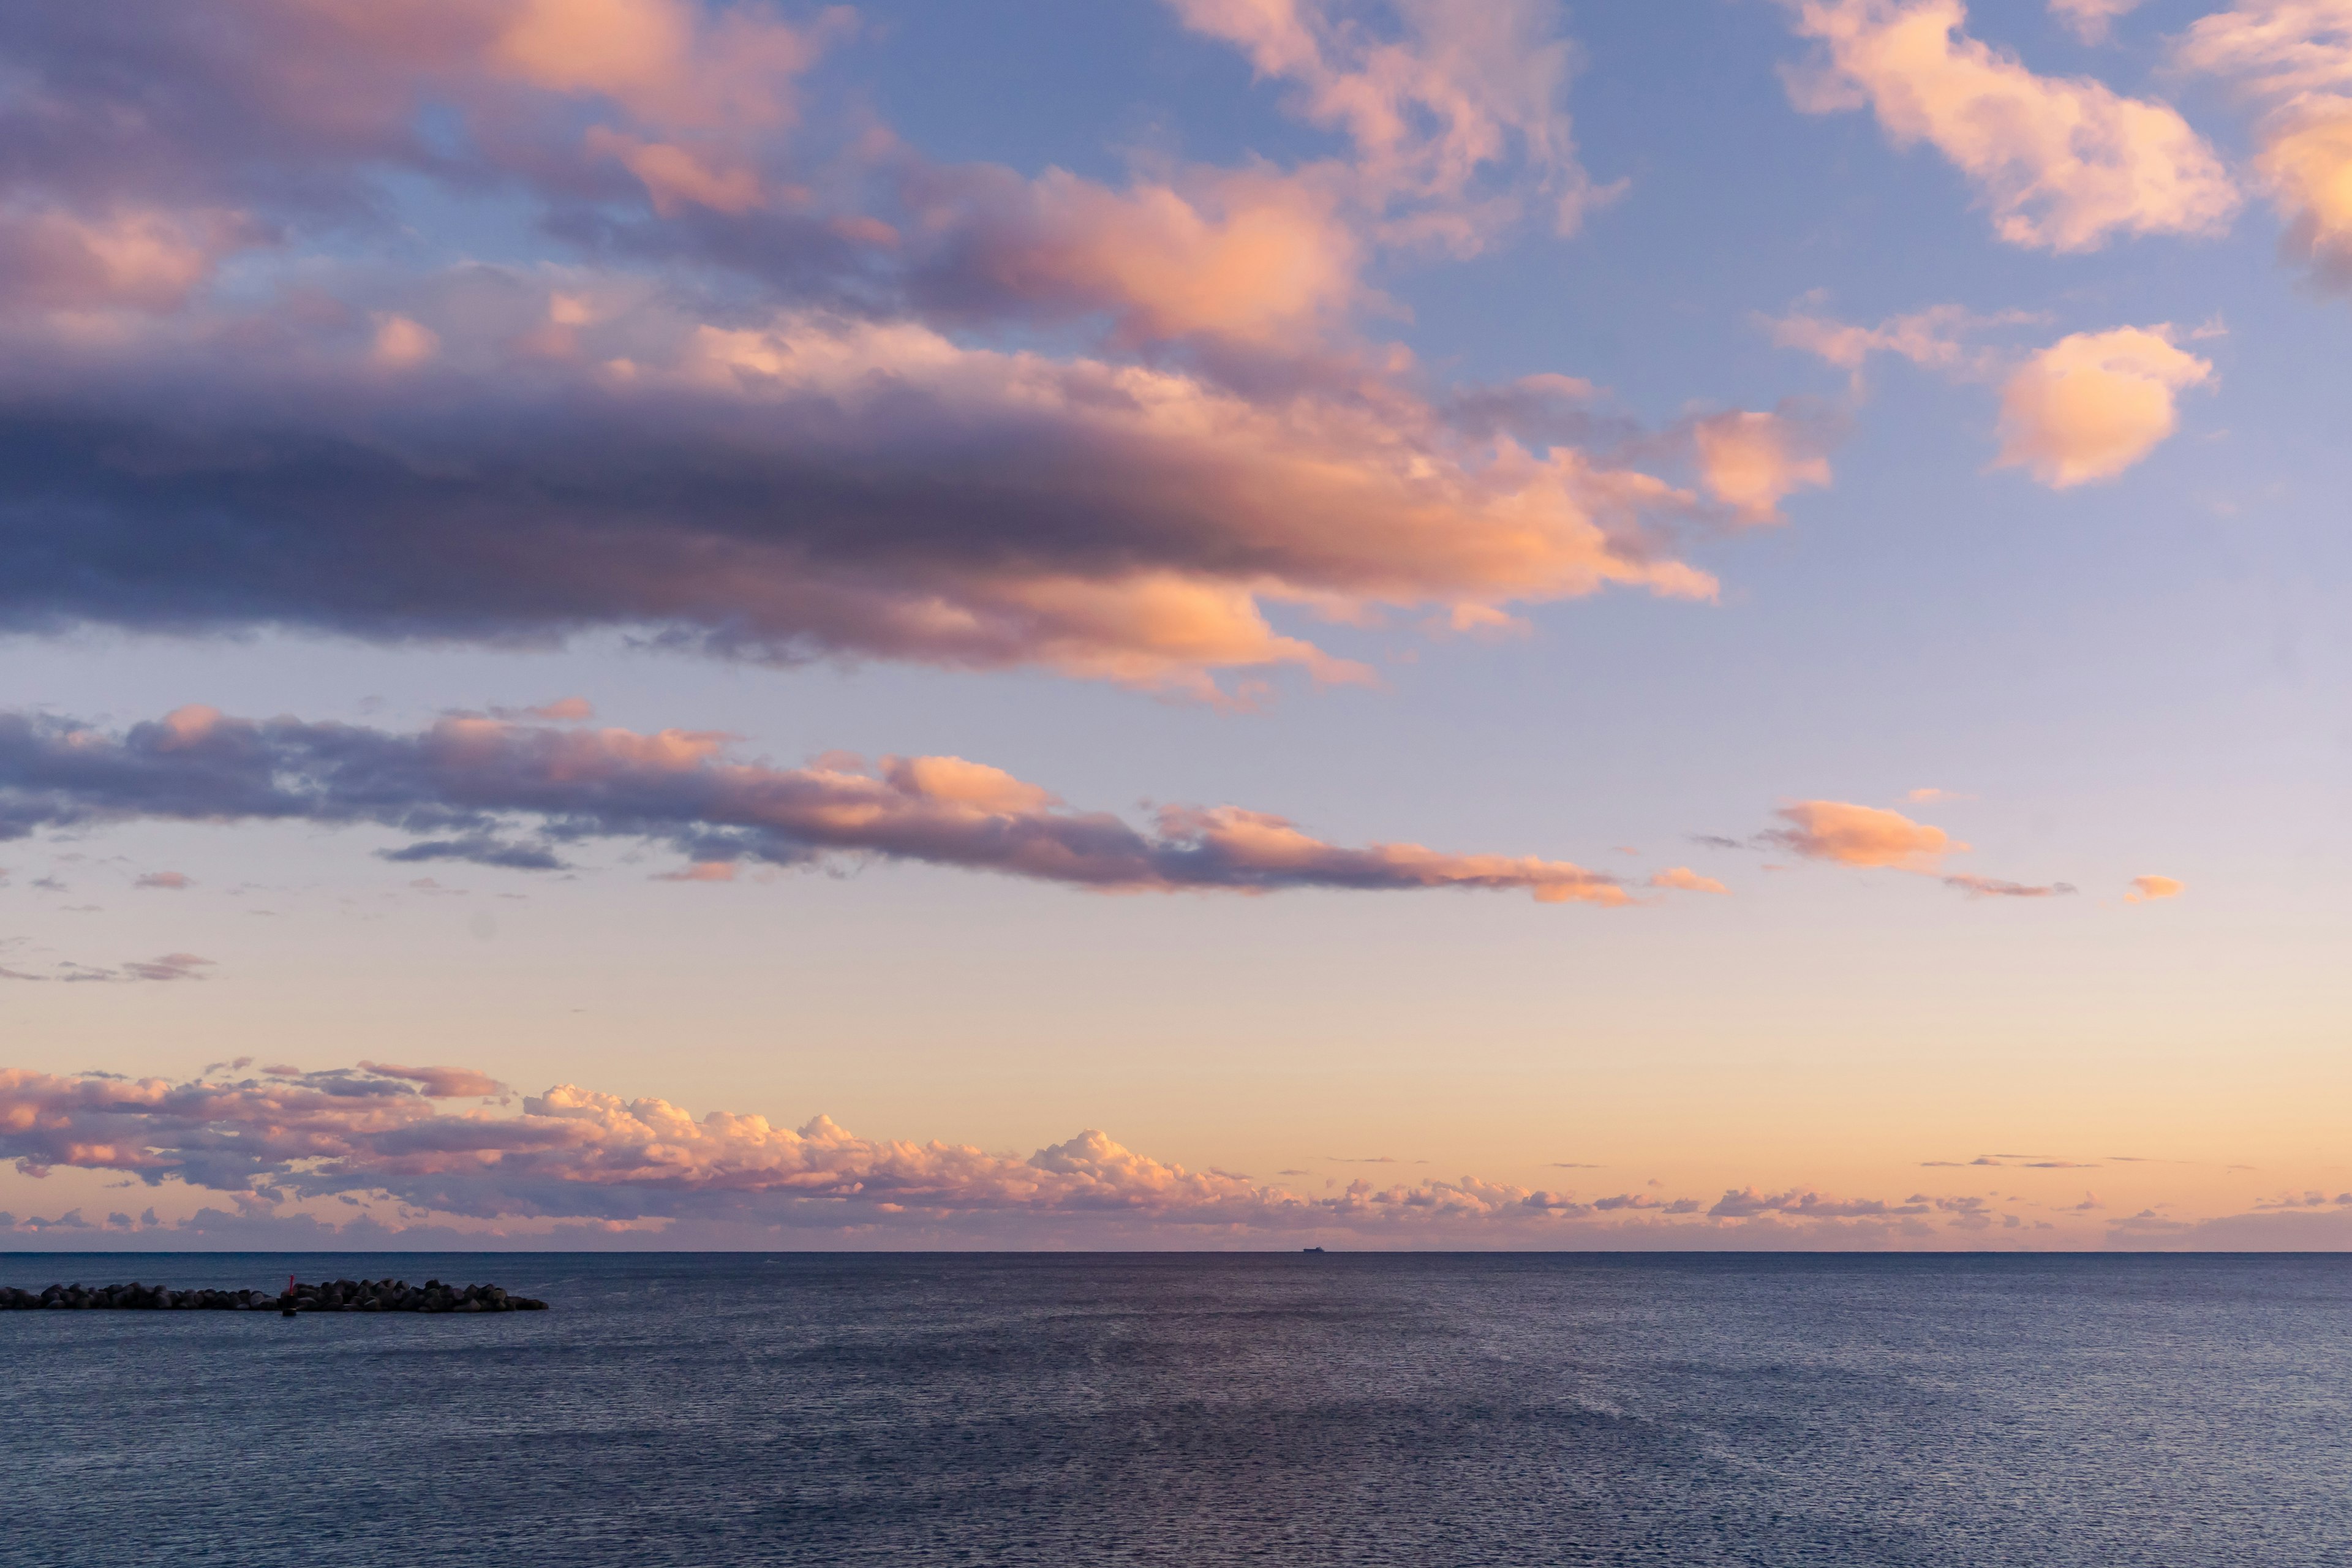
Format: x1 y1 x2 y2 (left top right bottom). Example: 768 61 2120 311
3 1252 2346 1566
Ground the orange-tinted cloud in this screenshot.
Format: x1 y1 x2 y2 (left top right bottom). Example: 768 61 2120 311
2125 873 2184 902
369 312 439 368
1783 0 2238 251
0 707 1664 905
1765 799 1961 869
2179 1 2352 289
1770 303 2207 486
1692 410 1834 523
486 0 846 134
653 861 738 883
1648 866 1730 894
0 206 255 317
581 129 766 217
354 1060 508 1098
905 164 1364 347
1995 326 2212 487
904 0 1611 349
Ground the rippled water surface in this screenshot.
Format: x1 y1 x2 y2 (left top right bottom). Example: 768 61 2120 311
5 1252 2348 1566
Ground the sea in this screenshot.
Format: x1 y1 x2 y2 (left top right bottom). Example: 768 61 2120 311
2 1252 2346 1566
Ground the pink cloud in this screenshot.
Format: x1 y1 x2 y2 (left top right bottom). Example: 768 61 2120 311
1769 303 2207 486
2049 0 2146 44
2178 1 2352 290
654 861 737 883
0 206 255 317
1782 0 2238 251
1163 0 1613 247
0 1061 2054 1245
488 0 849 135
0 2 1820 698
0 707 1663 905
1765 299 2042 377
1647 867 1729 894
1760 799 2079 896
1707 1186 1922 1219
2125 873 2184 902
0 1062 1613 1231
368 312 440 368
1942 873 2075 899
354 1060 508 1099
1995 326 2211 488
134 871 193 890
908 164 1365 348
1692 410 1834 523
1765 799 1962 869
491 698 595 722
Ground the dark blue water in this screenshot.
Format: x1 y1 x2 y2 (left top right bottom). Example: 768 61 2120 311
4 1253 2346 1566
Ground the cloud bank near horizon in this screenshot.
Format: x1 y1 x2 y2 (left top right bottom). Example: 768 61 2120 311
0 1060 2286 1250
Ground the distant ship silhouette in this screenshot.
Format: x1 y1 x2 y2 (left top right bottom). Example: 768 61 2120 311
1302 1246 1325 1254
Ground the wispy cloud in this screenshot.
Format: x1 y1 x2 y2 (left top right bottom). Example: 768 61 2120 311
2050 0 2147 45
1942 873 2075 899
1 952 214 984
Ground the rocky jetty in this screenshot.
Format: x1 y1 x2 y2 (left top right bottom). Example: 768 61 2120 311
0 1278 548 1312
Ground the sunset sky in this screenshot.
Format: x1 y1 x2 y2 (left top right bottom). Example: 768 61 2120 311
4 0 2349 1249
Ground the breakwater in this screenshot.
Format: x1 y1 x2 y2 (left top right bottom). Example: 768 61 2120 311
2 1278 548 1312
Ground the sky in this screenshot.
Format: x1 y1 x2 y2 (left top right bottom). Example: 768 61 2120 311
2 0 2350 1251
